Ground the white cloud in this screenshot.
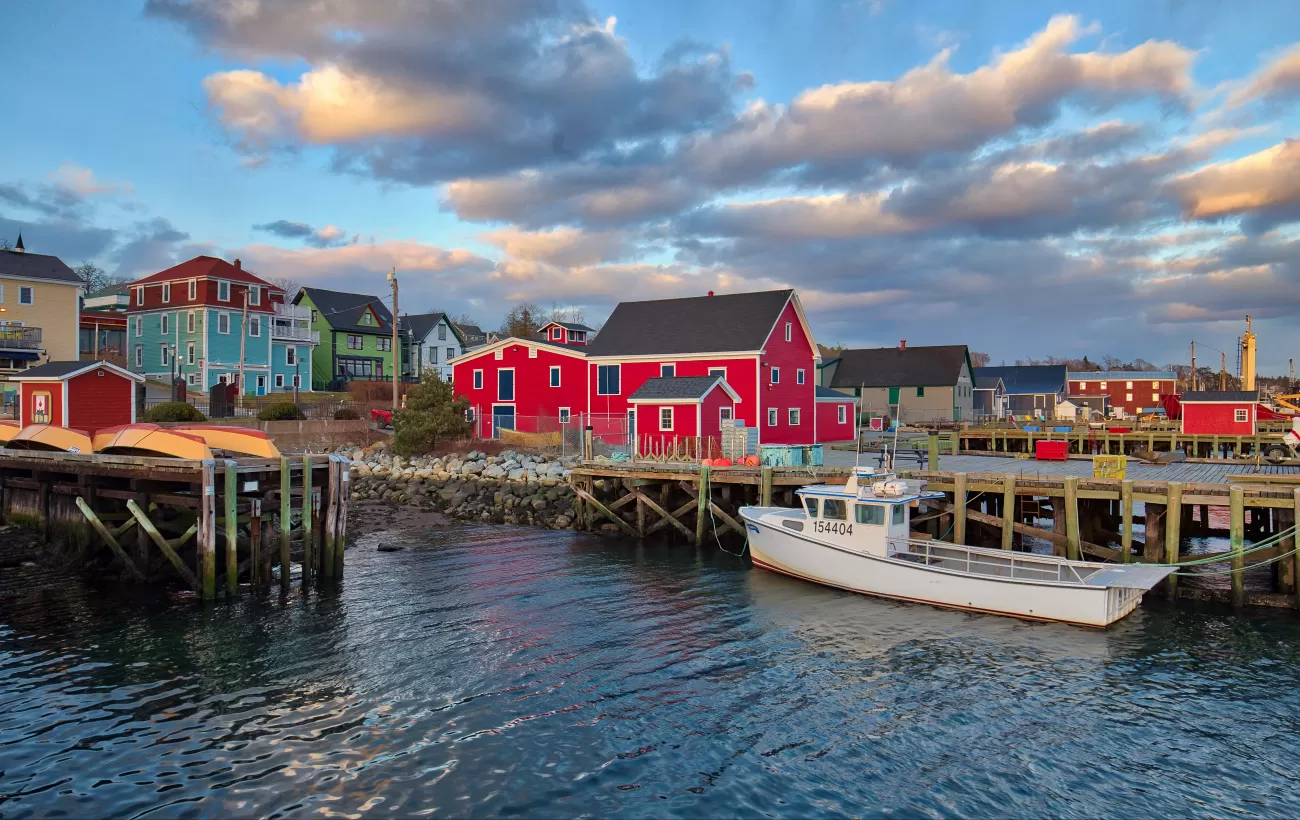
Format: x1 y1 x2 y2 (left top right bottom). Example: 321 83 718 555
1225 44 1300 107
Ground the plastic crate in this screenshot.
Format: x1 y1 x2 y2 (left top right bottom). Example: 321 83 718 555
1023 425 1041 432
759 445 804 467
1035 440 1069 461
802 444 824 467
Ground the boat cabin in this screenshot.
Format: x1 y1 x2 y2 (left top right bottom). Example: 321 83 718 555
787 468 939 551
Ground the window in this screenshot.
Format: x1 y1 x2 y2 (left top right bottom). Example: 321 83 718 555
661 364 675 378
552 327 563 340
797 369 805 385
311 309 319 323
377 337 391 352
837 405 847 424
160 344 170 366
709 367 726 378
249 316 261 337
186 311 196 333
559 407 571 423
293 374 301 388
186 342 195 365
597 364 620 395
473 370 483 390
438 324 447 341
1126 393 1133 402
347 334 362 350
892 505 905 526
789 408 800 425
447 347 455 361
767 407 778 426
134 345 142 367
916 386 925 398
549 366 561 387
134 316 142 337
162 282 171 302
217 313 230 334
161 313 169 335
660 407 673 430
822 499 846 520
135 286 144 305
18 286 32 305
1235 408 1249 423
218 280 230 301
187 373 198 386
498 369 515 401
803 497 818 516
771 367 780 384
720 407 733 425
286 346 297 366
1100 381 1108 390
188 280 197 300
249 285 260 306
784 322 792 342
1126 381 1133 389
275 374 285 388
1152 393 1159 403
856 504 884 525
1079 381 1087 390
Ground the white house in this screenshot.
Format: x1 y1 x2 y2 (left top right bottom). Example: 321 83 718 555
401 312 466 381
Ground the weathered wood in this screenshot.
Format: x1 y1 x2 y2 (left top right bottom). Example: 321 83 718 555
1166 482 1182 600
635 487 646 538
1063 475 1081 561
279 456 291 589
928 434 940 471
1230 485 1245 608
707 500 746 537
224 460 239 595
952 472 967 546
633 489 694 541
1001 474 1015 550
334 460 350 579
571 484 637 537
696 465 711 545
645 498 699 539
322 456 338 579
1292 488 1300 609
302 454 313 586
249 497 263 591
76 496 147 581
199 460 217 600
760 466 774 507
126 499 199 588
1120 479 1134 563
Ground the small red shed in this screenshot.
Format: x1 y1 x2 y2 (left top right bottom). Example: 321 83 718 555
815 387 856 443
15 360 144 433
1179 391 1257 436
628 376 740 457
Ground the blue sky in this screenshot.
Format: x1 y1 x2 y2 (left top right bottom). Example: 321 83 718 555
2 1 1298 372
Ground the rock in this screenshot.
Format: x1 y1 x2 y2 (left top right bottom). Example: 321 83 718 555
555 515 572 529
508 467 526 481
377 542 404 552
461 462 484 475
482 465 506 479
600 523 619 533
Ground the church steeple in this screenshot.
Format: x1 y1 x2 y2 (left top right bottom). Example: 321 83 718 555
13 233 23 253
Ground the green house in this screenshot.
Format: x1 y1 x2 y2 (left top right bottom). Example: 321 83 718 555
294 287 409 389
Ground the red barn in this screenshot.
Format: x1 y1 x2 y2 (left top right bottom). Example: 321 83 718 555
451 337 589 437
15 360 144 433
815 387 856 443
1069 371 1177 417
1179 391 1258 435
628 376 739 456
585 289 821 445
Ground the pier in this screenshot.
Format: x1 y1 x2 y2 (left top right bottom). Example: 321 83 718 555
0 450 351 599
956 423 1294 460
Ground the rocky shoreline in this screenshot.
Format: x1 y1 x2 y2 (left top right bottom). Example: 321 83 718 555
342 442 581 534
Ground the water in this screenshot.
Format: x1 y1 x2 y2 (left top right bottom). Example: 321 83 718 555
2 527 1300 818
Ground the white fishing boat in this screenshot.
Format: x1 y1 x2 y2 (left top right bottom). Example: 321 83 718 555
739 467 1174 627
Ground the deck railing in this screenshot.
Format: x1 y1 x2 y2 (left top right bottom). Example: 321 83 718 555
885 537 1097 585
0 326 42 350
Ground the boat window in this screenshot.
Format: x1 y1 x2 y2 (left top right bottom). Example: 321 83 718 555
855 504 884 525
822 499 847 520
803 497 818 517
892 504 906 526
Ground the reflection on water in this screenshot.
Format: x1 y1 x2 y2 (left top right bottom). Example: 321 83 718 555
0 525 1298 817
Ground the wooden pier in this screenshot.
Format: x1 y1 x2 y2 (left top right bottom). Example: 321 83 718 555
570 460 1300 610
957 425 1290 460
0 449 351 599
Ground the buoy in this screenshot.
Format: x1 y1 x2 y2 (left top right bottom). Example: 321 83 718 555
743 455 761 467
714 457 733 467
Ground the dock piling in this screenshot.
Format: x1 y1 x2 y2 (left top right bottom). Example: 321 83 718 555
1064 475 1081 561
302 454 313 586
1120 479 1134 563
1165 483 1182 600
1230 485 1245 608
279 456 291 590
199 460 217 600
953 472 967 546
1001 474 1015 550
224 460 238 595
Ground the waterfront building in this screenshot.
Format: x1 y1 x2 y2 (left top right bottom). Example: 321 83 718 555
0 236 83 377
451 336 590 436
973 365 1067 419
1179 391 1259 435
819 342 975 423
1068 370 1178 418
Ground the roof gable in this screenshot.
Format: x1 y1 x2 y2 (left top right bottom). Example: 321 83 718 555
16 359 144 382
448 335 588 364
586 289 793 357
828 345 969 388
975 365 1067 395
0 248 83 285
628 375 740 402
131 256 275 289
298 286 393 334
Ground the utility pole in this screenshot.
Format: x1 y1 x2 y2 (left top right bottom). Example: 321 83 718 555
294 358 300 407
1221 352 1226 391
1190 340 1196 392
387 267 399 409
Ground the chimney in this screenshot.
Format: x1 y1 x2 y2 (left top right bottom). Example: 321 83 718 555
234 258 242 270
899 339 907 351
707 290 714 296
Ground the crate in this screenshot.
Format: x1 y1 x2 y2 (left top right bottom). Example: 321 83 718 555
720 421 750 460
760 445 804 467
802 444 825 467
1035 440 1069 461
1093 455 1127 479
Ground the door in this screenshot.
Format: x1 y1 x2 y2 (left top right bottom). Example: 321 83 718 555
256 375 266 396
492 405 516 438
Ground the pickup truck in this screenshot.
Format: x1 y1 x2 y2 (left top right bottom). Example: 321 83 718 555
371 408 394 428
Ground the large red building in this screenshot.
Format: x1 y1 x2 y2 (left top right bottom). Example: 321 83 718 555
1180 391 1258 435
451 337 590 436
1068 371 1177 417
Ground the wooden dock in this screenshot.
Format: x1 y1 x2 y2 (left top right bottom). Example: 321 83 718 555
958 425 1289 459
0 449 351 599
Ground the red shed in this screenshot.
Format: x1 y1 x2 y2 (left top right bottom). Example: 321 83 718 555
451 337 589 437
15 360 144 433
628 376 740 458
815 387 856 443
1179 391 1258 436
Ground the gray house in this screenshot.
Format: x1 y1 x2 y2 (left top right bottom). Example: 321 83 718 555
820 343 976 423
974 365 1067 419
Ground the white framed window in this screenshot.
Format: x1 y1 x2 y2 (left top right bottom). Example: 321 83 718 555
135 286 144 305
789 408 800 425
552 327 563 341
528 346 538 359
659 406 673 431
160 344 170 366
186 311 196 333
161 313 169 335
275 374 285 388
1151 393 1159 402
796 368 805 385
1126 381 1134 389
438 324 447 341
473 369 483 390
1079 381 1087 390
18 286 33 305
1151 381 1159 388
784 322 792 342
249 285 260 306
187 373 198 386
837 404 848 424
720 406 733 425
1126 392 1133 402
218 280 230 301
249 316 261 337
347 334 362 350
709 367 726 378
559 407 571 423
162 282 171 302
771 367 780 384
1234 408 1249 423
186 342 195 365
377 337 391 352
188 279 197 300
493 348 503 360
217 312 230 334
134 316 143 337
1100 381 1107 389
661 364 675 378
134 345 142 367
767 407 778 426
549 366 561 387
286 346 296 366
292 374 301 388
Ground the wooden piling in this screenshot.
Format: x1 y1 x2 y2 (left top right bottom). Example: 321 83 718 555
1119 479 1134 563
1230 485 1245 608
334 459 350 578
1165 483 1182 600
696 465 711 545
302 454 313 586
953 472 967 546
1001 474 1015 550
760 466 773 507
224 460 238 595
1292 488 1300 610
249 498 262 591
126 499 198 588
199 459 217 600
1064 475 1080 561
76 497 146 581
322 456 339 579
279 456 291 590
928 434 940 471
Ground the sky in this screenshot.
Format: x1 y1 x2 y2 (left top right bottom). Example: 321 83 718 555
2 0 1299 372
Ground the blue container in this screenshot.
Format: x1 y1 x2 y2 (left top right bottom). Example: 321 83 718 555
1053 426 1073 433
1023 425 1041 432
760 445 804 467
802 444 825 467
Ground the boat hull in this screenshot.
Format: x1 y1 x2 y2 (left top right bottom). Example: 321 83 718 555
743 511 1146 628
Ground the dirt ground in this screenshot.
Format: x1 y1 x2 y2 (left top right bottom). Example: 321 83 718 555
347 500 454 537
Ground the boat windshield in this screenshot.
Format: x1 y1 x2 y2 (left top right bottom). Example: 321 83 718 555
803 496 818 516
823 499 847 520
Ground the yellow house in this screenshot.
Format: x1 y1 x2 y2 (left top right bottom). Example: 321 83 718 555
0 238 83 377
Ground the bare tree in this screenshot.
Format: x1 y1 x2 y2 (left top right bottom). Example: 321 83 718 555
74 261 133 293
969 351 991 367
425 307 478 326
499 302 546 337
268 276 302 300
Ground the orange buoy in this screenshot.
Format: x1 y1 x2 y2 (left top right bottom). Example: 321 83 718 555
744 455 761 467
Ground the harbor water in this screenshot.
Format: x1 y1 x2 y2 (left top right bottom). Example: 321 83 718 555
3 525 1300 817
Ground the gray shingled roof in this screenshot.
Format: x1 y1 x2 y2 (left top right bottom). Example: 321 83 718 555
586 290 792 357
401 312 455 343
1181 391 1258 402
0 249 83 285
629 376 728 401
974 374 1004 390
827 345 970 388
815 386 852 400
975 365 1067 395
296 287 393 335
17 360 141 380
547 320 595 332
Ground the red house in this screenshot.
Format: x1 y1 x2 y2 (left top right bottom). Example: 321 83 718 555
1179 391 1258 435
1068 371 1178 417
628 375 740 456
537 321 596 347
451 337 589 436
14 360 144 433
816 387 856 443
584 289 820 445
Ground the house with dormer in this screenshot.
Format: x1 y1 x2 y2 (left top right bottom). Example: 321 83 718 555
294 287 410 389
537 320 595 347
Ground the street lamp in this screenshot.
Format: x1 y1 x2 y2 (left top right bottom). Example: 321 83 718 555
387 268 399 410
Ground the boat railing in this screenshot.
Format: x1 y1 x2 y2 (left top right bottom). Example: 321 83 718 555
885 538 1098 586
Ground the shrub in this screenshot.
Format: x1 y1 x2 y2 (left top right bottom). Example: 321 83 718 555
392 378 470 456
333 407 361 420
257 402 306 421
144 402 206 422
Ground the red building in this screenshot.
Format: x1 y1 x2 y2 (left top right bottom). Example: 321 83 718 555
815 387 856 442
1179 391 1258 435
585 289 820 445
451 337 589 436
627 376 739 455
1068 371 1177 417
537 321 595 347
15 360 144 433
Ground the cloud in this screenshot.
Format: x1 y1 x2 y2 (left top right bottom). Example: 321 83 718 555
1225 44 1300 107
47 163 133 197
479 226 632 268
253 219 356 248
1172 139 1300 230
